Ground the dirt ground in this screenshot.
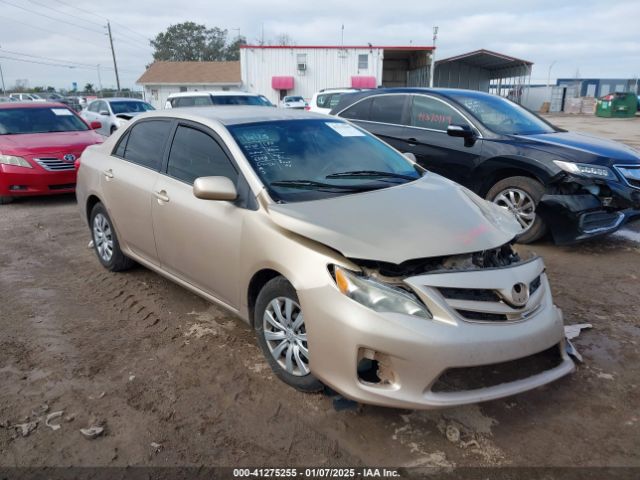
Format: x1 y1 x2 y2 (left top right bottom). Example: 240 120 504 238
1 114 639 471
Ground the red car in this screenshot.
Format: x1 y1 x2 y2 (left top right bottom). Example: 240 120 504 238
0 102 103 204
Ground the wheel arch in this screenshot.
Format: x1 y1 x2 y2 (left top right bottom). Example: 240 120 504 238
474 156 552 198
85 194 102 224
247 268 286 326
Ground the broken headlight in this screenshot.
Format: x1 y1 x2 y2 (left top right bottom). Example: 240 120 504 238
331 265 432 319
553 160 616 180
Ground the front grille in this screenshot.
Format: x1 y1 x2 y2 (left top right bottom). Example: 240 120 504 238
438 287 500 302
34 157 75 171
579 211 624 233
431 344 564 392
49 183 75 190
436 274 543 323
614 165 640 190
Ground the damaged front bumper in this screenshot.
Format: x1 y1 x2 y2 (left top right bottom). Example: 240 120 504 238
537 175 640 244
300 256 574 409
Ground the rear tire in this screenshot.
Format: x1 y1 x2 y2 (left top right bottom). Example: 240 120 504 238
89 202 134 272
254 276 323 393
486 176 547 244
0 196 14 205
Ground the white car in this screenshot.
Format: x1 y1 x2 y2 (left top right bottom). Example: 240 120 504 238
308 88 361 114
280 95 307 109
165 91 274 109
81 98 155 136
9 93 47 102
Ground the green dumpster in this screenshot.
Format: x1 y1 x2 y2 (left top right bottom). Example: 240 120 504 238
596 92 638 118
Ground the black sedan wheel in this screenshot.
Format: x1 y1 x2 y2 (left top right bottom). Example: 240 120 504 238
487 176 547 243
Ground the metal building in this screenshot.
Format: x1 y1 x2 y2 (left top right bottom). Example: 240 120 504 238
434 49 533 102
240 45 434 104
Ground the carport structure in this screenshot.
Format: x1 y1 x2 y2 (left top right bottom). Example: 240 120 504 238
434 49 533 103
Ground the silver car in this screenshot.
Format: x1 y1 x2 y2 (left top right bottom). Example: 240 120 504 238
81 98 154 136
76 107 574 409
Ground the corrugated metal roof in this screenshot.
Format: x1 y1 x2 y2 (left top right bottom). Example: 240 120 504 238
136 61 241 85
436 49 532 70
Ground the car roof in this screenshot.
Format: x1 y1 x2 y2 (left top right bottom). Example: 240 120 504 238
135 105 336 126
329 87 498 114
167 91 260 99
100 97 147 103
0 101 70 110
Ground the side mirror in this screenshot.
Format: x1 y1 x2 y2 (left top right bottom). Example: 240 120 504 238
89 121 102 130
403 152 417 162
193 176 237 201
447 124 476 147
99 110 110 116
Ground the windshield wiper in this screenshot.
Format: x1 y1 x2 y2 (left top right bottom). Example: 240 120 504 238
325 170 417 181
270 179 372 191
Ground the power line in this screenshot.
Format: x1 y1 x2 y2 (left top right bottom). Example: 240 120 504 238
27 0 104 28
0 48 102 68
52 0 153 44
0 0 101 34
0 16 108 50
0 55 80 69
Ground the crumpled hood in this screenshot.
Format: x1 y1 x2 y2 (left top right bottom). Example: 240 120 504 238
518 131 640 163
267 174 522 264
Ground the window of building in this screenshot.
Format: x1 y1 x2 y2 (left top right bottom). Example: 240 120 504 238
358 54 368 70
167 125 237 184
296 54 307 70
122 120 172 170
409 95 466 131
179 86 188 92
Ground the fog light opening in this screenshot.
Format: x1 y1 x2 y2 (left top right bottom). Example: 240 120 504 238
357 349 396 386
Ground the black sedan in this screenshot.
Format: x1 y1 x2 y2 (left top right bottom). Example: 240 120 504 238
331 88 640 244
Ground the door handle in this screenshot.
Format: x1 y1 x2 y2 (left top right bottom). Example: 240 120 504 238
103 169 114 179
154 190 170 203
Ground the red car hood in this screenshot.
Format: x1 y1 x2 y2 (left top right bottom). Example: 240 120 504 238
0 130 103 156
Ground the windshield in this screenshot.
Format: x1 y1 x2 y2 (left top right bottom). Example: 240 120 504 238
109 101 155 114
285 96 304 102
228 119 422 202
447 92 556 135
210 95 273 106
0 107 89 134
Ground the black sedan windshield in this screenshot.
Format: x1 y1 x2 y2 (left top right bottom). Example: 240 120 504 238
448 92 556 135
229 120 421 202
0 107 88 135
109 101 155 114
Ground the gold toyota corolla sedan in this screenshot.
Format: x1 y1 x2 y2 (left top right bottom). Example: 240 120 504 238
76 107 574 409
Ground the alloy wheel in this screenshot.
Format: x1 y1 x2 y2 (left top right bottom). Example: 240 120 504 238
93 213 114 262
263 297 310 377
493 188 536 232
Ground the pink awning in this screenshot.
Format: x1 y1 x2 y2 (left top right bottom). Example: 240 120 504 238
351 76 377 88
272 76 294 90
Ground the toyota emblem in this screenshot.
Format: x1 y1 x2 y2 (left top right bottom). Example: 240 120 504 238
511 282 529 307
63 154 76 163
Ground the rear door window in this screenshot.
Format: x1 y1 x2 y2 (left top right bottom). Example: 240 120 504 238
409 95 467 131
340 98 373 120
369 95 407 124
122 120 172 171
166 125 237 184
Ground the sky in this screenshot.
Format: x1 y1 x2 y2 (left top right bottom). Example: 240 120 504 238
0 0 639 92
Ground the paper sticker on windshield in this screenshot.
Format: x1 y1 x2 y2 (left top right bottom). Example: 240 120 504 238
325 122 365 137
51 108 73 116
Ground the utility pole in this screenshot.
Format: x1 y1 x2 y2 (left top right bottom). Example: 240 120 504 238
547 60 556 88
107 21 121 92
96 64 103 94
429 26 438 88
0 62 5 94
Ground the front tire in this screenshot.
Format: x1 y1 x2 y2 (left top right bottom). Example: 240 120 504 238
89 202 134 271
254 277 323 393
486 176 547 244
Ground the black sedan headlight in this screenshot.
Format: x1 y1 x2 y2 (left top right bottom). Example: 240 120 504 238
553 160 616 180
